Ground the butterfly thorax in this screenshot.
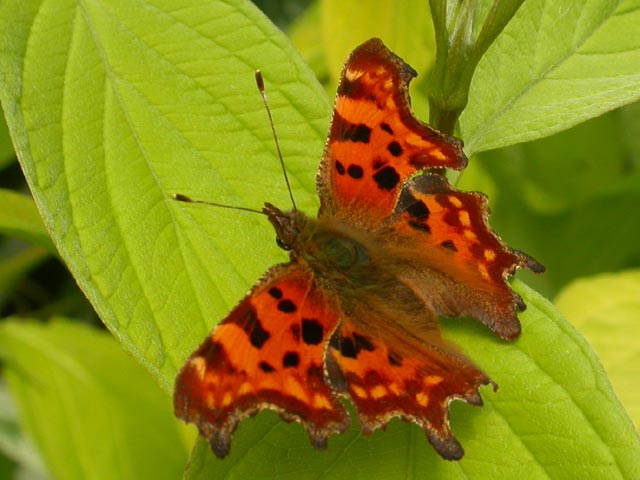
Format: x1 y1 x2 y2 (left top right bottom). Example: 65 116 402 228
264 202 386 290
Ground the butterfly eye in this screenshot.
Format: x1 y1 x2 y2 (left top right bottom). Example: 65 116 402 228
276 236 291 251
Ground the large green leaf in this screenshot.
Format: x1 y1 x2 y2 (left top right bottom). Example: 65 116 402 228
184 283 640 479
321 0 435 83
459 103 640 297
0 189 54 252
555 270 640 429
0 113 15 169
2 0 638 477
0 385 47 479
0 320 187 480
0 0 329 388
0 246 50 306
461 0 640 154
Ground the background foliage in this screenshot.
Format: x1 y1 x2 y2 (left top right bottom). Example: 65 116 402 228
1 0 639 479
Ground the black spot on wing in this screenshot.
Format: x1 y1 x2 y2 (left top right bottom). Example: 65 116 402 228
241 306 270 349
373 166 400 190
333 112 372 143
348 164 364 179
372 158 386 170
278 299 297 313
406 200 430 221
268 287 282 299
283 352 300 368
441 240 457 251
387 141 403 157
335 160 345 175
332 332 375 359
338 77 357 97
339 337 357 359
353 333 375 352
380 122 393 134
302 319 324 345
409 220 431 234
195 340 231 371
388 351 403 366
259 361 275 373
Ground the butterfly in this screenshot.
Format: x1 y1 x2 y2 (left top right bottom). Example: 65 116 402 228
173 38 543 460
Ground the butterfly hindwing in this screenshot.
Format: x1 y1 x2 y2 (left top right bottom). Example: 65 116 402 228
174 264 349 457
390 173 544 339
325 310 491 460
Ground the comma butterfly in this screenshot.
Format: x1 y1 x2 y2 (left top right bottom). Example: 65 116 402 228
173 38 544 460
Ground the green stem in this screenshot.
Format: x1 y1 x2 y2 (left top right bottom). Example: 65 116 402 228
427 0 525 136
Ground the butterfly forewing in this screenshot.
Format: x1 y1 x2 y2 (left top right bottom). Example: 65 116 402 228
317 38 467 221
174 264 349 457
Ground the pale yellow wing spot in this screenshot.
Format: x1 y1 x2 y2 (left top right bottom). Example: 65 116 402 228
458 210 471 227
352 385 369 399
238 382 253 396
484 249 496 262
464 230 478 241
388 382 402 395
406 133 433 149
221 391 233 407
478 263 490 280
370 385 388 399
416 392 429 407
189 356 207 380
430 148 447 161
423 375 444 386
448 196 463 208
285 377 308 402
313 393 332 410
345 68 365 81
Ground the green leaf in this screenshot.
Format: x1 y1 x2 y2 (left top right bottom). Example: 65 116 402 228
428 0 525 134
0 246 50 306
288 1 328 84
0 385 47 478
0 189 54 252
2 1 638 477
182 282 640 479
321 0 435 86
460 104 640 297
0 113 15 170
501 104 640 214
0 319 187 480
0 0 329 388
555 270 640 429
462 0 640 154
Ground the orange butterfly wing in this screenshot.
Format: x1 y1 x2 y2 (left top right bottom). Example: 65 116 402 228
324 292 492 460
318 38 542 339
174 264 349 457
391 174 544 339
317 38 466 221
327 324 489 460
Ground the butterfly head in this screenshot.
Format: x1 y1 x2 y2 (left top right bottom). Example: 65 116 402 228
263 202 307 253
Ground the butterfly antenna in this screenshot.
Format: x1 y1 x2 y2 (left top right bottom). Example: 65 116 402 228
255 70 297 211
171 194 266 215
